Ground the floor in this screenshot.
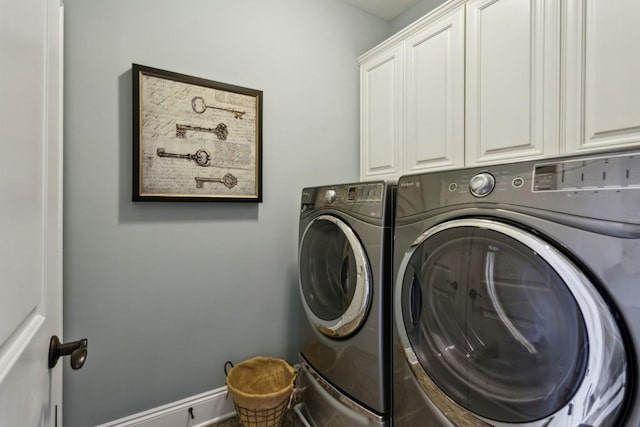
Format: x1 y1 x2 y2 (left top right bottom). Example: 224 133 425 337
205 408 305 427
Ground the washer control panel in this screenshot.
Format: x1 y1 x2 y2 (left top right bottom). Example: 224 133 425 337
324 184 384 204
345 183 384 203
533 153 640 192
435 152 640 201
397 151 640 224
301 183 387 218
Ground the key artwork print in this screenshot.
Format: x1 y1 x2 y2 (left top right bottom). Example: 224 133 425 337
132 64 262 202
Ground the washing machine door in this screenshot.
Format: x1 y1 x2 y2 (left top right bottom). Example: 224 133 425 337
299 214 371 338
396 218 627 427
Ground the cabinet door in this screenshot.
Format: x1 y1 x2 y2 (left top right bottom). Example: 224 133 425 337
360 45 404 181
563 0 640 153
466 0 559 165
404 5 465 173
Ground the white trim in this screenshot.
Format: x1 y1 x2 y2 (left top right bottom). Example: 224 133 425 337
357 0 466 64
95 386 235 427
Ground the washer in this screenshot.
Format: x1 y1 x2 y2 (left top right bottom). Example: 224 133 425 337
392 150 639 426
296 181 394 427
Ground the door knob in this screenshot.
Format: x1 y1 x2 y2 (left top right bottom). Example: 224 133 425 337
48 335 88 370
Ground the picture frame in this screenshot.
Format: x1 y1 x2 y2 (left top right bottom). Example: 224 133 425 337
132 64 263 202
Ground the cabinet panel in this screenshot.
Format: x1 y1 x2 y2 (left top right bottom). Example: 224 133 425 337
466 0 558 165
563 0 640 153
360 45 403 180
405 4 465 173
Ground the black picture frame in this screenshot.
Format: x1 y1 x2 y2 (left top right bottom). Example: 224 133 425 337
132 64 263 202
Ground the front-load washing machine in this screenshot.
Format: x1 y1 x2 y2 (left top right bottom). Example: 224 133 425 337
392 149 639 426
296 181 394 427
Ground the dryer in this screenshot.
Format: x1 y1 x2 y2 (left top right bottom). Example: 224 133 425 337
296 181 394 427
392 150 639 426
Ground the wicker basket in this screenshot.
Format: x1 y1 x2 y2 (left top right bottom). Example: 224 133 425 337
225 356 296 427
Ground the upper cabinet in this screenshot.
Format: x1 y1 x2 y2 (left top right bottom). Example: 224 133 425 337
359 0 640 181
562 0 640 153
465 0 559 165
359 1 465 182
404 4 465 174
359 44 404 181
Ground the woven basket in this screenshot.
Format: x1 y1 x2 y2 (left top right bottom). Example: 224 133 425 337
226 356 296 427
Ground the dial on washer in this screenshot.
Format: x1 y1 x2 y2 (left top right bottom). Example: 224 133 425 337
325 189 337 203
469 173 495 197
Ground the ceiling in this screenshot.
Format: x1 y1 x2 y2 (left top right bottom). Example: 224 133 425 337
340 0 423 21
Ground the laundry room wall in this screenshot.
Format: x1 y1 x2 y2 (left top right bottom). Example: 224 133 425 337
62 1 389 426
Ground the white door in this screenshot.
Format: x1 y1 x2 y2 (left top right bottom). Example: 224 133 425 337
404 4 465 174
562 0 640 153
0 0 64 426
465 0 559 165
359 44 404 181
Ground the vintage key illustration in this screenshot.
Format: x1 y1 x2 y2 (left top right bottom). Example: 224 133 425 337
176 123 228 141
191 96 246 119
156 148 211 167
195 173 238 189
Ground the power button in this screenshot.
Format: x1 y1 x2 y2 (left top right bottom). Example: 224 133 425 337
512 177 524 188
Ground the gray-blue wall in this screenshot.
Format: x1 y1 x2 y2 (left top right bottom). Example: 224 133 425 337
62 1 388 425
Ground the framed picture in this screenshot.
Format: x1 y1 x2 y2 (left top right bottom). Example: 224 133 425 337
132 64 262 202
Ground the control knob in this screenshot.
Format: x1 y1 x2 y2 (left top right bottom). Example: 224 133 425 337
469 173 495 197
325 189 337 203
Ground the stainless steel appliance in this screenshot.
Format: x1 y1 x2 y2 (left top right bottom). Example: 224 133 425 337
296 181 394 427
392 150 639 426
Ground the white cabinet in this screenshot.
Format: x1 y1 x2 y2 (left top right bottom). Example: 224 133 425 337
359 45 404 181
562 0 640 153
359 1 465 181
404 4 465 173
465 0 559 165
359 0 640 180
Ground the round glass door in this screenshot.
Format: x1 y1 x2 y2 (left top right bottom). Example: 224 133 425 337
395 218 627 426
299 215 371 338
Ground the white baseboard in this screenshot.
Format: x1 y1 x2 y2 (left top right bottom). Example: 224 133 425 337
95 386 235 427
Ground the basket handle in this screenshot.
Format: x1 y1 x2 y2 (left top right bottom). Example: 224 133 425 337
224 360 234 377
287 363 302 410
